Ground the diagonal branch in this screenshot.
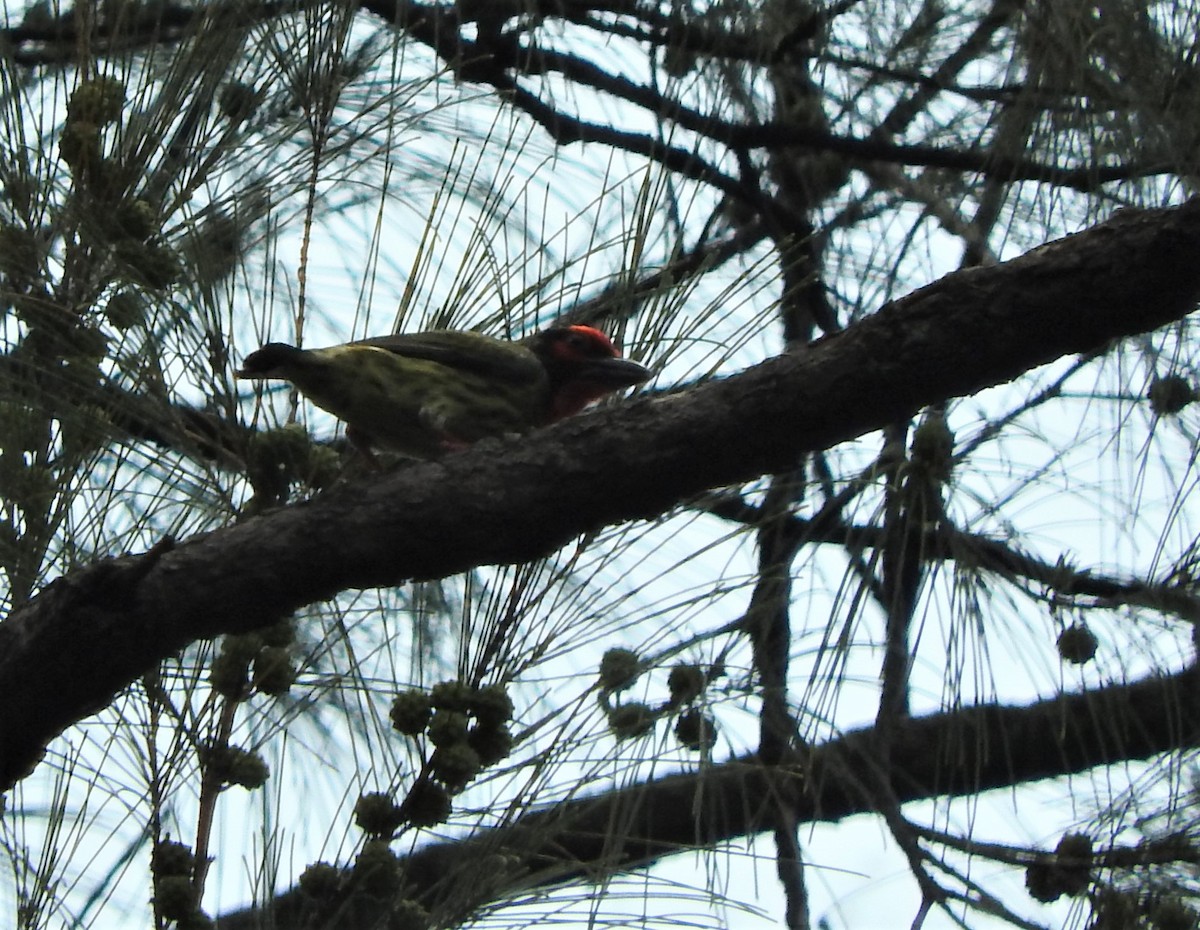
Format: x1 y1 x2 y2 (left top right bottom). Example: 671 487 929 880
3 200 1200 790
215 662 1200 929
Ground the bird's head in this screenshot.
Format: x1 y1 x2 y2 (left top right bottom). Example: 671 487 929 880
527 324 651 421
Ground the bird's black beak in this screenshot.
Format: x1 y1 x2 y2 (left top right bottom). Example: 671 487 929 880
579 356 653 388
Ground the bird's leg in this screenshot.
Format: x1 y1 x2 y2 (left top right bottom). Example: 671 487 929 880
418 403 471 455
345 425 382 470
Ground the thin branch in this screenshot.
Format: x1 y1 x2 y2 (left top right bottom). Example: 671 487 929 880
364 0 1166 196
693 498 1200 627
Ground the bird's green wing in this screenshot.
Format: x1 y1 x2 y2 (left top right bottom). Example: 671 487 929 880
350 330 544 385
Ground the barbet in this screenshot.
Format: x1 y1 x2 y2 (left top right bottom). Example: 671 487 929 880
235 324 650 458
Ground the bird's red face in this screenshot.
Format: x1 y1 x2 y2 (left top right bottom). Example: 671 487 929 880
536 325 651 421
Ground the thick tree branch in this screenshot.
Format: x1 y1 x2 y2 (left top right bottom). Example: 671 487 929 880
215 663 1200 929
3 200 1200 790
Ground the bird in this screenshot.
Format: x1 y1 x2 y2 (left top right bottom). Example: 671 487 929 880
235 324 651 459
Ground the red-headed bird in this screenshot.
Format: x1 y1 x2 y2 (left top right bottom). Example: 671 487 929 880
235 324 650 458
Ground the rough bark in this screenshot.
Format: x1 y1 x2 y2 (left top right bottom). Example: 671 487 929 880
3 199 1200 790
214 664 1200 928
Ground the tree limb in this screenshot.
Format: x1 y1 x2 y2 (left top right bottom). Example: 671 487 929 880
214 663 1200 928
3 199 1200 790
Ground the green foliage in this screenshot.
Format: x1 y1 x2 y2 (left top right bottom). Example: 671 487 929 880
389 690 434 736
666 663 707 706
65 76 126 126
469 683 514 726
598 647 642 692
389 899 432 930
467 722 513 765
297 862 341 899
430 743 482 792
151 841 196 878
354 792 406 838
204 745 269 790
606 702 656 741
353 839 402 896
426 709 469 747
153 875 199 921
1149 375 1195 415
400 780 452 829
674 708 718 752
429 680 476 712
251 645 295 695
1058 623 1099 665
